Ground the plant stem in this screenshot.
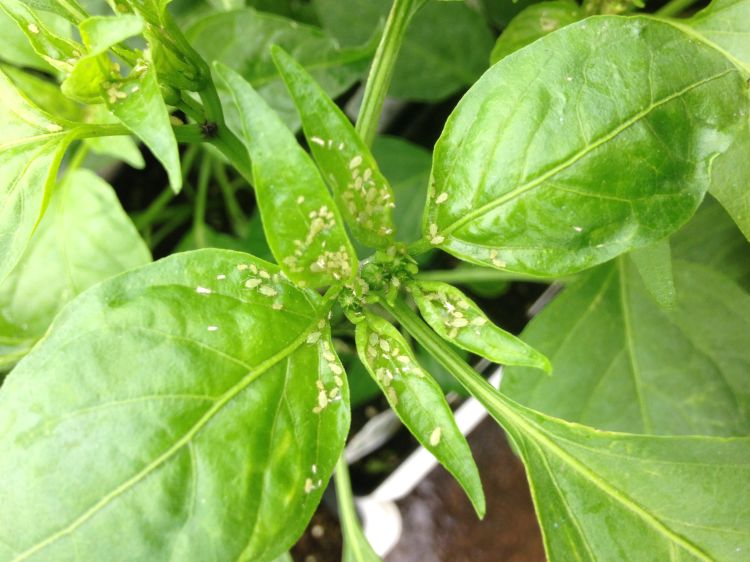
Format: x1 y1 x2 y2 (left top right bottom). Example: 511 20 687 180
135 186 175 231
334 455 379 561
355 0 416 147
416 267 548 284
150 206 192 249
655 0 701 17
193 154 212 249
407 237 431 257
74 123 205 144
214 159 248 236
64 142 89 175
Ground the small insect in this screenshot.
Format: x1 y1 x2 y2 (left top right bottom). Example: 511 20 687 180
200 121 218 139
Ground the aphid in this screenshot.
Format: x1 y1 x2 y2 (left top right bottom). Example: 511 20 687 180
200 121 218 139
430 427 442 446
207 326 219 332
195 286 211 294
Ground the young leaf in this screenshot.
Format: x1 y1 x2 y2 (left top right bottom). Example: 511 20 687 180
215 63 357 288
423 16 750 276
0 169 151 368
629 239 676 308
0 0 82 73
78 14 144 55
502 259 750 436
186 7 373 130
489 1 582 64
104 60 182 191
84 105 145 169
0 9 57 71
0 249 350 562
16 0 87 23
355 312 485 517
272 46 397 248
410 280 551 373
389 298 750 562
0 67 73 284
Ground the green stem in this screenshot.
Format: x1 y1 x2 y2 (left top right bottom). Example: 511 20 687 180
193 154 212 249
74 123 205 144
407 237 431 257
214 159 248 236
150 206 192 249
134 186 175 231
64 142 89 175
178 93 206 124
655 0 701 17
416 267 547 284
355 0 416 147
335 455 380 561
211 131 253 184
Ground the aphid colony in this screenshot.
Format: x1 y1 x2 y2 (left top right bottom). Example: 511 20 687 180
363 329 425 406
418 288 488 339
282 204 352 282
310 135 395 236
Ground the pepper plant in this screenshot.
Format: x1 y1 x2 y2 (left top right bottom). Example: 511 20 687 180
0 0 749 560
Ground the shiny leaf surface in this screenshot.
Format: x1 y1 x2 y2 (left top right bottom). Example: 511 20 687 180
273 47 396 248
410 280 551 373
684 0 750 71
355 312 485 516
0 249 349 562
0 169 151 368
425 16 749 276
215 63 357 288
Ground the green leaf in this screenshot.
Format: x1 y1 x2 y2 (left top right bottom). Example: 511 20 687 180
273 46 397 249
707 116 750 241
482 386 750 562
0 67 73 284
1 64 83 121
410 280 551 373
0 249 350 561
0 0 82 74
104 61 182 191
629 239 676 308
83 104 144 169
215 63 357 288
684 0 750 72
390 299 750 562
186 7 373 130
489 1 582 64
0 168 151 368
355 312 485 517
671 196 750 289
78 14 144 55
315 0 494 101
0 9 54 71
372 135 431 245
503 258 750 435
424 16 749 277
17 0 88 23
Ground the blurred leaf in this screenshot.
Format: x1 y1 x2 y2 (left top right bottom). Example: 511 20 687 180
503 258 750 436
490 0 582 64
0 169 151 368
187 7 373 130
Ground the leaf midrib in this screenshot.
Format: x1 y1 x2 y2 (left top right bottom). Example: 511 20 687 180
13 315 322 562
496 398 714 561
438 68 735 238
